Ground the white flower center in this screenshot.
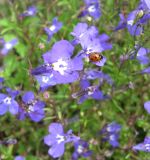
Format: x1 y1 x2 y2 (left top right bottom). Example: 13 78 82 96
3 97 12 104
86 47 93 54
5 43 12 50
145 144 150 150
49 25 56 31
52 59 68 75
87 90 93 95
42 74 54 83
28 11 34 15
127 20 134 26
77 145 84 154
79 33 84 38
106 126 112 132
109 135 115 141
42 77 49 83
56 134 65 144
88 5 96 12
28 105 34 112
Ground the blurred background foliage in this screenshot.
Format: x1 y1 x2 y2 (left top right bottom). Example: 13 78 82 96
0 0 150 159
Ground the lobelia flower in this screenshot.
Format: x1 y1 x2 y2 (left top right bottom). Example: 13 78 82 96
114 13 127 31
72 140 92 160
81 0 101 20
0 38 18 55
14 156 25 160
144 101 150 114
83 69 113 85
100 122 122 147
20 6 37 17
115 0 150 36
0 88 19 115
127 0 150 36
44 17 63 42
136 47 150 64
71 23 112 66
31 40 83 90
79 38 107 66
71 23 99 45
44 123 80 158
133 137 150 152
127 11 143 36
72 69 112 104
72 79 106 104
18 91 45 122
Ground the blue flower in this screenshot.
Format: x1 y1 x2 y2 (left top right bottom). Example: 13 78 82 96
114 13 127 31
115 1 150 36
44 123 80 158
72 140 92 160
72 79 106 104
71 23 112 67
14 156 25 160
81 0 101 20
0 38 18 55
100 122 122 147
31 40 83 90
0 88 19 115
44 17 62 42
71 23 99 45
20 6 37 17
127 10 143 36
72 69 112 104
18 91 45 122
133 137 150 152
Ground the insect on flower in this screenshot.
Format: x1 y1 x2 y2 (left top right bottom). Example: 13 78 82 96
89 52 103 62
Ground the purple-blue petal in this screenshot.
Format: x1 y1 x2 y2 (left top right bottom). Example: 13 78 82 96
44 134 57 146
43 40 74 63
144 101 150 114
22 91 35 103
48 142 65 158
48 123 64 135
9 100 19 115
0 103 8 115
14 155 25 160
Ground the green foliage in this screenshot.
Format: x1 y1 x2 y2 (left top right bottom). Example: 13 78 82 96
0 0 150 159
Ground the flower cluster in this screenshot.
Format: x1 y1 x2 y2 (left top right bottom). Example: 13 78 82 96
0 0 150 159
32 22 112 104
0 79 45 122
115 0 150 36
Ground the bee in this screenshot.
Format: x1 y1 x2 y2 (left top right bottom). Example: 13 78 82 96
89 52 103 62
